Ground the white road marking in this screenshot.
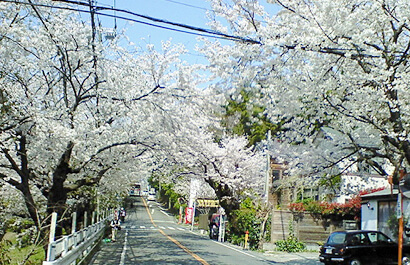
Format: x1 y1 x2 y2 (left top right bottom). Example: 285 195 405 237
119 230 128 265
140 226 146 229
153 220 174 223
160 210 171 216
167 227 176 230
211 240 264 261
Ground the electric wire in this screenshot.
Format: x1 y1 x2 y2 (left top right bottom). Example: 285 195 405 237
160 0 272 25
161 0 209 11
0 0 261 44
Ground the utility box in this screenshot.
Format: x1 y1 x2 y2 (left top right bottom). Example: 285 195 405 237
198 214 209 230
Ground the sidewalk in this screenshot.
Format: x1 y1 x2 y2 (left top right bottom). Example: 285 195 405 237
163 204 321 264
183 224 319 263
262 250 319 263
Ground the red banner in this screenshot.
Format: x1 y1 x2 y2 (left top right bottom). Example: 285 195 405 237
185 207 193 224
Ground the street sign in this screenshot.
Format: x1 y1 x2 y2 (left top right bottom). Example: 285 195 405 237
398 192 403 219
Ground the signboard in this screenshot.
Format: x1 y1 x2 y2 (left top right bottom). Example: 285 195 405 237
196 199 220 208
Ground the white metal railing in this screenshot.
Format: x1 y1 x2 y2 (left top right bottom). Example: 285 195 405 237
43 212 110 265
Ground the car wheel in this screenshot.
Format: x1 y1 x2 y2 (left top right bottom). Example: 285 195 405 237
348 259 361 265
403 255 410 265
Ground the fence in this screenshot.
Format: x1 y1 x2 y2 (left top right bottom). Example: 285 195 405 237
43 210 110 265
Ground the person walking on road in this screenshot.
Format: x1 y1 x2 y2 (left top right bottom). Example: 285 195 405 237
110 215 121 242
120 208 126 222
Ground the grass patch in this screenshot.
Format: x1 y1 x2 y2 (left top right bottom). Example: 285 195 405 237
2 233 45 265
9 245 45 265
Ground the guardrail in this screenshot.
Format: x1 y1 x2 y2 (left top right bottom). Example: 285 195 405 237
43 212 110 265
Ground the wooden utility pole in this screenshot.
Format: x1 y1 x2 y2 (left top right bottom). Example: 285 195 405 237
398 169 406 265
399 192 403 265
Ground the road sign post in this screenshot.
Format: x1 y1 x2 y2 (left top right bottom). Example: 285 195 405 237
398 169 407 265
399 192 403 265
191 202 196 231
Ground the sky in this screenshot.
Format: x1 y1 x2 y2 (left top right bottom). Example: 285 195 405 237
91 0 280 64
94 0 217 64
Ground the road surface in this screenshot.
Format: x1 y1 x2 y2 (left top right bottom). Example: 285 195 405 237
89 197 321 265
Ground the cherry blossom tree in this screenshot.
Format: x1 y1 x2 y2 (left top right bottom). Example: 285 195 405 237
202 0 410 184
0 1 271 240
0 0 207 236
154 115 266 215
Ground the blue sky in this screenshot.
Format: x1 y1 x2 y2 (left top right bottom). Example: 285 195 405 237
93 0 280 64
95 0 213 63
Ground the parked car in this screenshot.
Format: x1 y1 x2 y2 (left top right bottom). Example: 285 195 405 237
147 191 156 201
319 230 410 265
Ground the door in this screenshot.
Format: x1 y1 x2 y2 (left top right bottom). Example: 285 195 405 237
367 231 397 265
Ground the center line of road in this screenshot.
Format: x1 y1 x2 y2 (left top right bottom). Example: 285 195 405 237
142 197 210 265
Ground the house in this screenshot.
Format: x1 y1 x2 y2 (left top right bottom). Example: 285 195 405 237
333 173 389 203
361 187 410 242
267 157 389 207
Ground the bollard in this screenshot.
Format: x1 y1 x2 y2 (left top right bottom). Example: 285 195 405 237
244 230 249 249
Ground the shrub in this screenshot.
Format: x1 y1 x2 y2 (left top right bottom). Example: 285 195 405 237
0 240 11 265
228 198 261 250
288 202 305 212
288 187 386 220
275 222 306 252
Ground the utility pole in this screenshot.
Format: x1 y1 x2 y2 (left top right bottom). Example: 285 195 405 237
88 0 100 110
399 169 406 265
264 130 271 202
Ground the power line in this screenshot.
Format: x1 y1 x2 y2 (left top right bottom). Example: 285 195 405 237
87 0 262 44
159 0 271 28
1 0 261 44
161 0 209 12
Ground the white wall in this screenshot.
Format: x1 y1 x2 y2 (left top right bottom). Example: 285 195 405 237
361 200 378 230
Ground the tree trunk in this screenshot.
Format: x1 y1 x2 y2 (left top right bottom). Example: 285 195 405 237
20 184 41 229
204 178 240 217
46 141 75 237
258 209 271 250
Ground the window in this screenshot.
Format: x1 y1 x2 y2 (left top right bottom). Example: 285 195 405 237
367 232 392 245
272 169 281 181
348 233 369 246
327 232 346 245
378 201 397 240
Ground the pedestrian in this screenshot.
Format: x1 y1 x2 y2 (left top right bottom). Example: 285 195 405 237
120 208 126 223
114 210 119 219
110 215 121 242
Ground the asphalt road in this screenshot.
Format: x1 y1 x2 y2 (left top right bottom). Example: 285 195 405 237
89 197 321 265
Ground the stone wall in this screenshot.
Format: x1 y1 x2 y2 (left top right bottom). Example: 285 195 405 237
270 210 358 246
